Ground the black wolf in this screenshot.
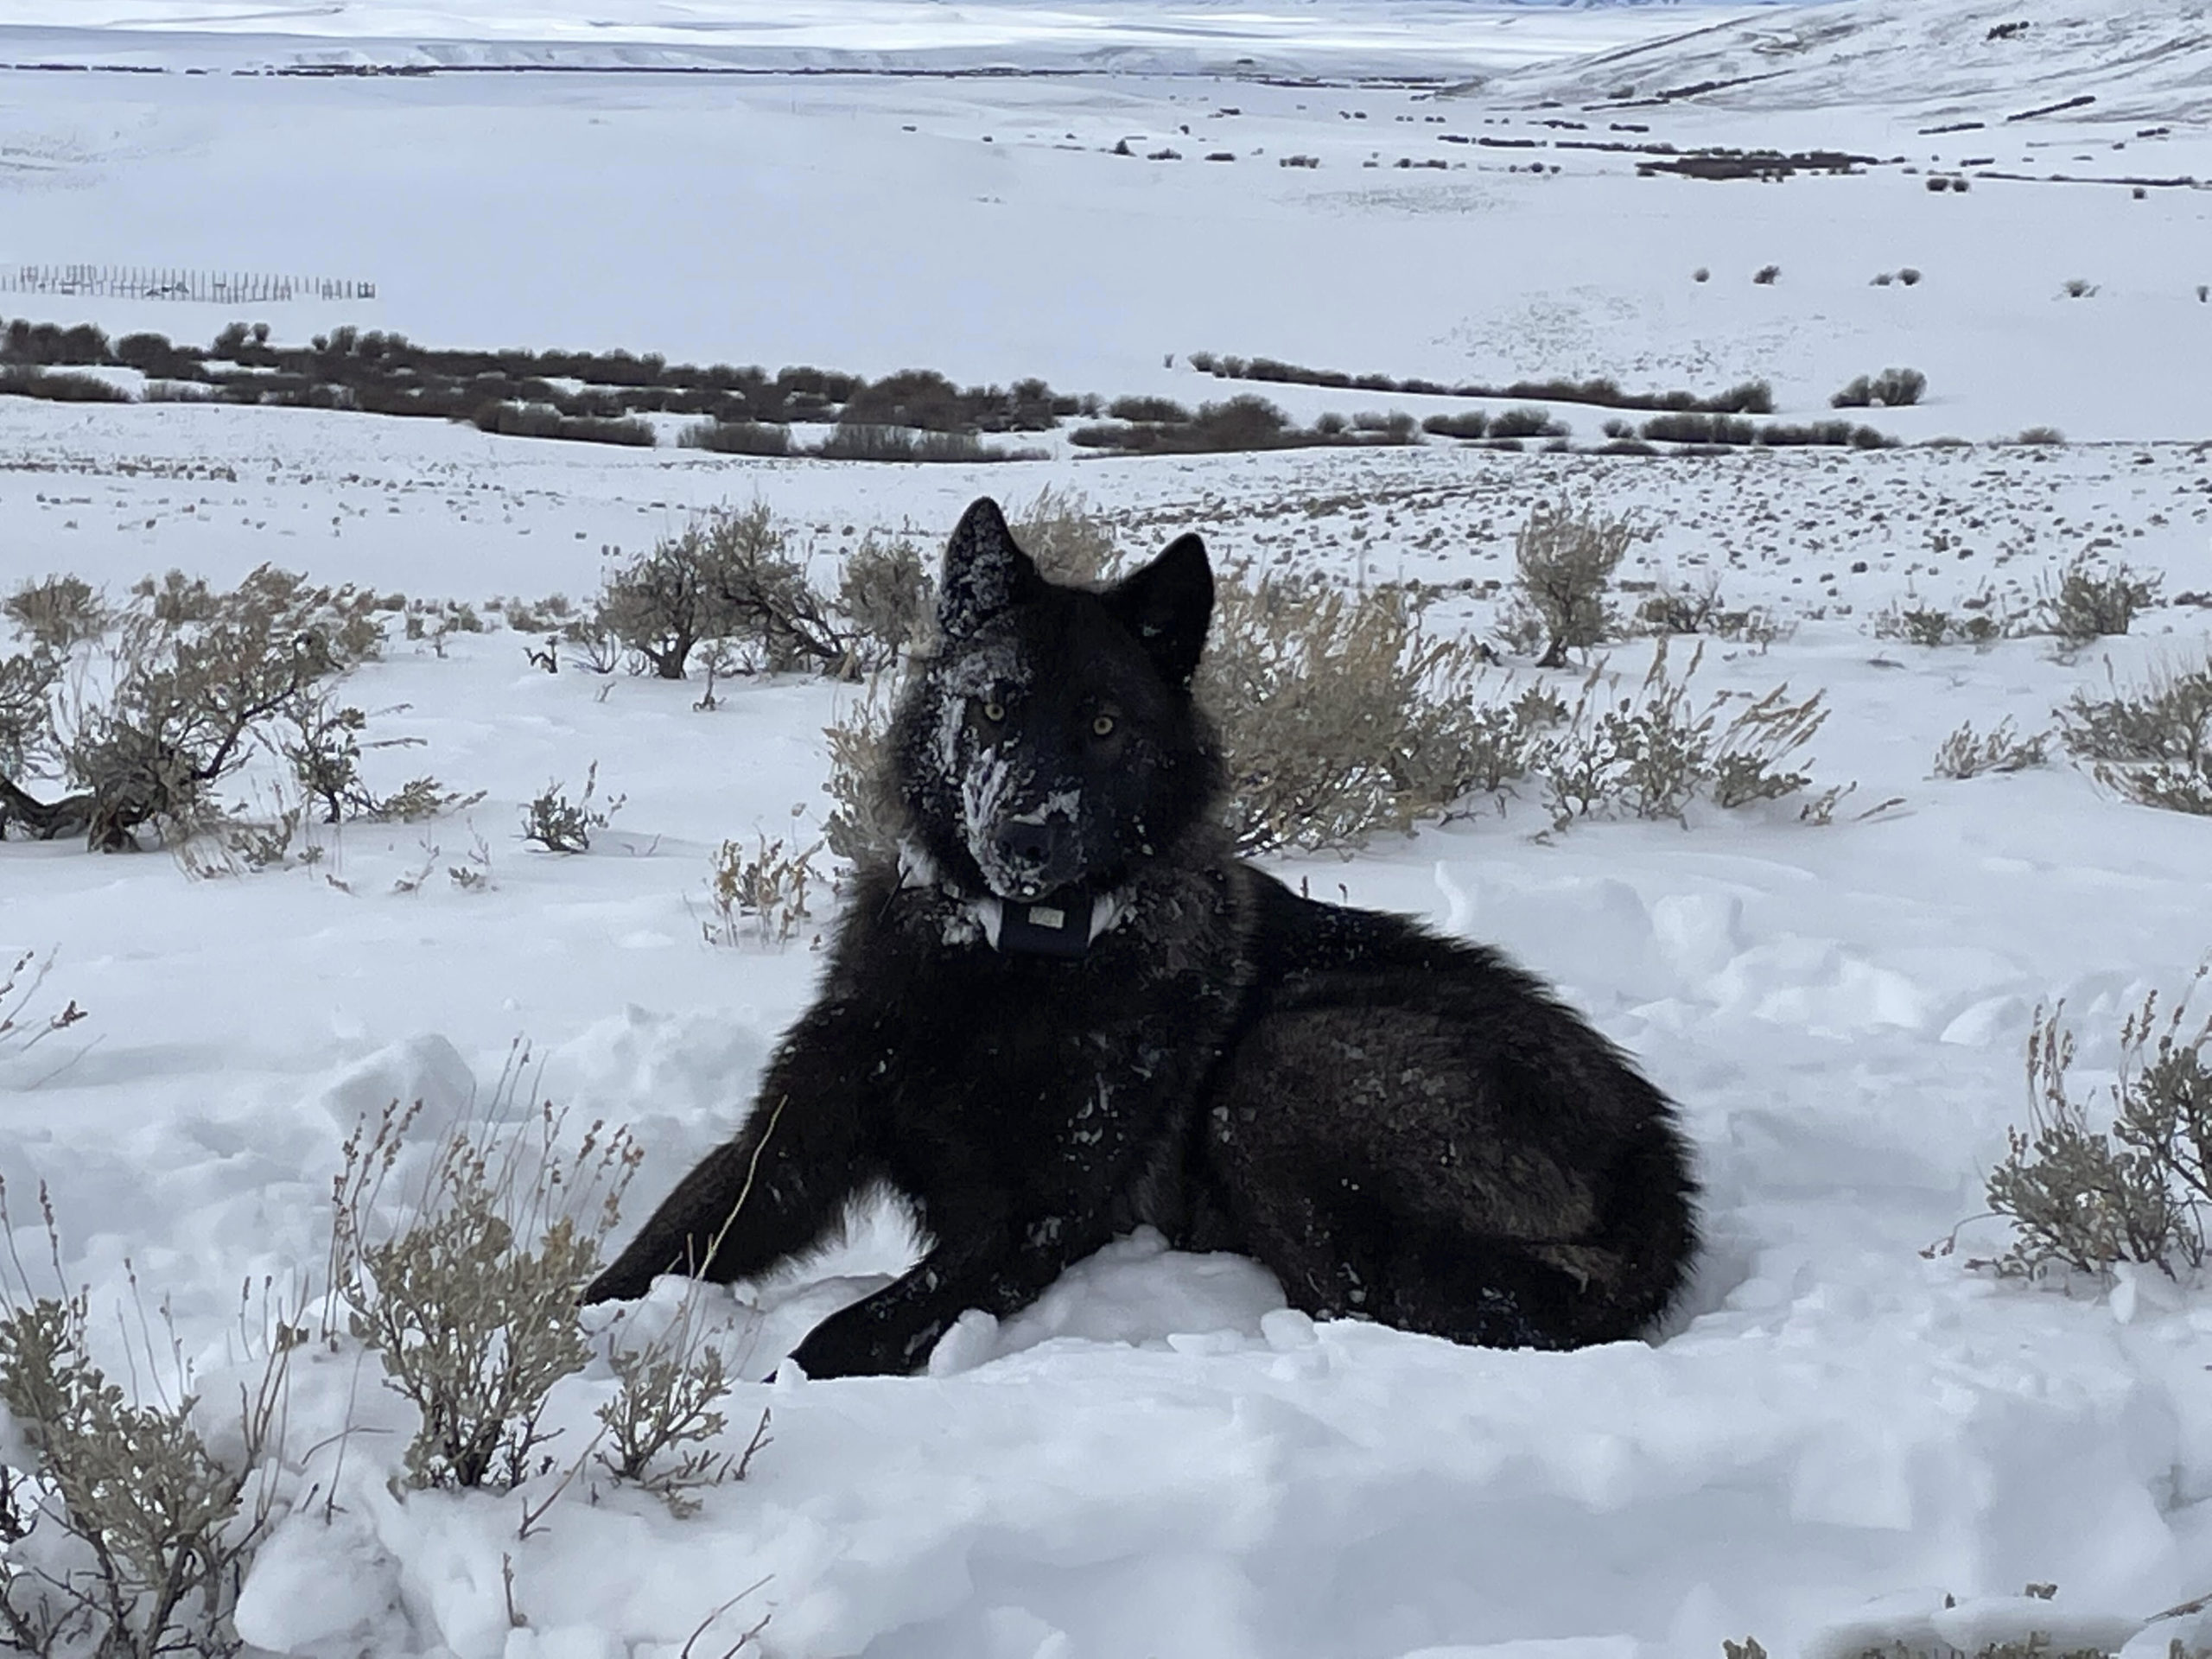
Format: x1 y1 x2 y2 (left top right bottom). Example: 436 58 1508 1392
585 498 1697 1376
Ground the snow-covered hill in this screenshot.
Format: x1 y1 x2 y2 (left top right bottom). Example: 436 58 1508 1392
1500 0 2212 125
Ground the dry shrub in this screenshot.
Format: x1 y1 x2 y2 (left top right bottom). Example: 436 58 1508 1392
1107 396 1190 423
499 594 576 636
20 566 390 850
599 504 841 680
0 368 130 404
1421 411 1490 440
1198 579 1540 854
1931 716 2050 779
399 599 486 660
0 1183 291 1659
3 576 107 653
703 832 822 946
1640 412 1757 446
521 762 624 854
698 504 849 676
2057 655 2212 815
1009 487 1123 586
1830 367 1926 408
474 404 656 447
597 529 714 677
1871 594 2017 648
558 616 625 676
679 420 791 457
1981 976 2212 1278
1489 406 1563 441
836 532 932 668
175 791 312 880
0 652 60 791
598 503 869 680
816 552 1827 860
0 950 87 1055
280 689 475 825
1632 575 1784 650
1069 397 1297 455
329 1090 642 1491
2037 553 2160 645
1534 639 1829 829
595 1296 768 1518
814 495 1818 862
1510 496 1635 667
819 678 901 868
606 513 936 686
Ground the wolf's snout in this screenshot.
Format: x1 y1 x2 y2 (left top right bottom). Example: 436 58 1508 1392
995 821 1058 878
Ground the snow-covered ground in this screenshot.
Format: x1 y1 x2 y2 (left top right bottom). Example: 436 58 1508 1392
4 2 2212 1656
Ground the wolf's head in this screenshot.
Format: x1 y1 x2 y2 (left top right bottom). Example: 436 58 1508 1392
887 497 1221 908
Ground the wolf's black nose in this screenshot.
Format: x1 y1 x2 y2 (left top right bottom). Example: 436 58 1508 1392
995 822 1055 872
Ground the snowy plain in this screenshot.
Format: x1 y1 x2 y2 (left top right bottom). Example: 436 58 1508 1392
3 0 2212 1656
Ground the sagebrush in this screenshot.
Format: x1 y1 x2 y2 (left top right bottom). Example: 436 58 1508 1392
835 533 932 669
1830 367 1925 409
1981 976 2212 1278
1009 487 1123 586
1631 576 1783 651
598 505 950 681
2037 554 2159 645
819 679 903 867
280 688 474 825
0 1182 291 1659
1508 496 1634 668
703 832 822 946
1197 577 1537 854
3 577 106 653
598 505 843 679
1533 639 1830 830
1932 717 2050 779
521 762 624 853
328 1090 641 1491
1871 594 2016 649
2056 655 2212 815
0 565 392 851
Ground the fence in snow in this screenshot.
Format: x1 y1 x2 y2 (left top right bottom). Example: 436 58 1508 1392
0 265 375 303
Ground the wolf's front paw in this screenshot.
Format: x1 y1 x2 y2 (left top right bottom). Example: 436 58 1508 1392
579 1262 645 1306
785 1304 944 1379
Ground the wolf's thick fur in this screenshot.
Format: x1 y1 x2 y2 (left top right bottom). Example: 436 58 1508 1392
585 499 1698 1376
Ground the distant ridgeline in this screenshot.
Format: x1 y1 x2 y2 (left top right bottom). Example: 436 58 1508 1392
0 317 1894 457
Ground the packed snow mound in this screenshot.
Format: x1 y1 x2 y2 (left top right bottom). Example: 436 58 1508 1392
1500 0 2212 124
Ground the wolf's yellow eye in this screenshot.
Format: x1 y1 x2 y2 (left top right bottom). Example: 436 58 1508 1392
1091 714 1116 738
981 698 1007 723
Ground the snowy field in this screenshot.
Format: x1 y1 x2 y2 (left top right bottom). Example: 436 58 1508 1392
4 0 2212 1656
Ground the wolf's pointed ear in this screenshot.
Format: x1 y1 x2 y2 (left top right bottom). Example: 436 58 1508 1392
1104 532 1213 690
939 497 1043 639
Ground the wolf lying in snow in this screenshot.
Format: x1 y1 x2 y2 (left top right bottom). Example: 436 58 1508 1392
585 497 1698 1376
